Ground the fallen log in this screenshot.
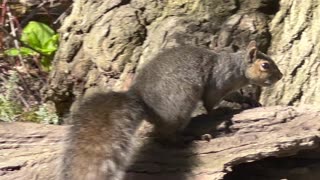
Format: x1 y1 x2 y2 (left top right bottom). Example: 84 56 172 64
1 106 320 180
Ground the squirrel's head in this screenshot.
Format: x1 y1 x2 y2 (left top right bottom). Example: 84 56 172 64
244 41 283 87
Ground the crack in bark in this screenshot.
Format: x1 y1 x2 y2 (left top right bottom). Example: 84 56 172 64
288 90 304 106
0 165 22 172
288 25 308 45
196 142 256 156
100 0 132 23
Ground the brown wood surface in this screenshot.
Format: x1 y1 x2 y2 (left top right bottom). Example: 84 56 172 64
1 105 320 180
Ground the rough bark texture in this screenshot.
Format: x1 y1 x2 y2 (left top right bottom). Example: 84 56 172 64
37 0 320 178
44 0 280 116
260 0 320 106
1 106 320 180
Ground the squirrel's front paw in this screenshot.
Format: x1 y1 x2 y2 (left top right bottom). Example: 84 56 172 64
241 97 262 108
201 134 213 142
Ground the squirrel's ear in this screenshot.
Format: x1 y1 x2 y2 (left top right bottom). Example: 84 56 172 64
247 40 257 50
246 41 257 63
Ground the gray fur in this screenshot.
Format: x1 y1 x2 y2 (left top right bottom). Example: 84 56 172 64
60 44 282 180
59 92 145 180
131 47 250 136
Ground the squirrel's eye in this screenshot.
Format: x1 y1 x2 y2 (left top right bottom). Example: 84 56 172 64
261 63 270 70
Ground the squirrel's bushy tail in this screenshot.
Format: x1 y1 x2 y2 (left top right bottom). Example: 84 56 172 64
59 91 145 180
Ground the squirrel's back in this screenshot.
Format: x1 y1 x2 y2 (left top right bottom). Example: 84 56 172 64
131 46 217 127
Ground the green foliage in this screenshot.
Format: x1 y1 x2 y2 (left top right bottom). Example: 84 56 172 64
0 95 23 122
4 47 37 56
17 104 59 124
0 72 59 124
19 108 40 123
34 103 59 124
5 21 59 71
0 72 23 122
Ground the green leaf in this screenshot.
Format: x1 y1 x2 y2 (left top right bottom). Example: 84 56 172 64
4 49 20 56
41 34 60 55
6 21 59 72
5 47 37 56
21 21 56 51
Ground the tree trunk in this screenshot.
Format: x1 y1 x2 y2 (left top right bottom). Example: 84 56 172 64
35 0 320 179
44 0 282 116
1 106 320 180
260 0 320 106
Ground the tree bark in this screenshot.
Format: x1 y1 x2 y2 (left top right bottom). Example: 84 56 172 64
1 106 320 180
38 0 320 178
44 0 281 116
260 0 320 106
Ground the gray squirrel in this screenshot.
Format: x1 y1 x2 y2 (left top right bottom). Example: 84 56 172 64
59 41 282 180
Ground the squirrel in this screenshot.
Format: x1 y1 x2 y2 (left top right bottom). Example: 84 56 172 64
59 41 282 180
